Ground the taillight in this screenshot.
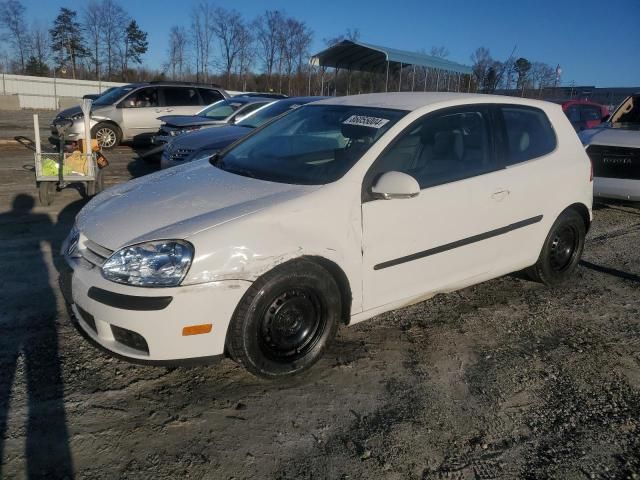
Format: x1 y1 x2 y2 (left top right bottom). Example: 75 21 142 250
590 159 594 182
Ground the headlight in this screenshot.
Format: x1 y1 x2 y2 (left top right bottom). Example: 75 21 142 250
71 113 84 120
102 240 193 287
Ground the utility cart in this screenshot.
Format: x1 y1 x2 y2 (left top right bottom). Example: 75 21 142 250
32 99 106 206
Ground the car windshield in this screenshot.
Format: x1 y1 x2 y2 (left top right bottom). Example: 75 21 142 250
92 85 136 106
238 100 306 129
216 104 407 185
199 99 248 120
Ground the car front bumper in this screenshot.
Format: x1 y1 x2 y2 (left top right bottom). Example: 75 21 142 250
594 177 640 202
62 256 251 364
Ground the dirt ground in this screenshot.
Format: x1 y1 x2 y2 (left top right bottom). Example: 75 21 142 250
0 114 639 479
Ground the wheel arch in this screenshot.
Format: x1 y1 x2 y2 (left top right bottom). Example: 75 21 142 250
566 202 591 233
302 255 353 325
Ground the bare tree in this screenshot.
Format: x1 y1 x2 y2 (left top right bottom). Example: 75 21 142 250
0 0 28 73
530 62 556 97
429 46 449 58
235 27 254 91
29 22 51 69
212 7 247 88
84 0 102 79
166 25 188 80
253 10 283 89
100 0 128 80
323 27 360 46
191 1 215 82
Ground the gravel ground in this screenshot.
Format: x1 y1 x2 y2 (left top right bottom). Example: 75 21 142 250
0 128 639 479
0 110 55 142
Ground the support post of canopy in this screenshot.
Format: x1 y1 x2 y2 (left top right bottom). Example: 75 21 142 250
467 74 471 92
347 68 352 95
334 67 339 96
411 64 416 91
436 70 441 92
385 61 389 92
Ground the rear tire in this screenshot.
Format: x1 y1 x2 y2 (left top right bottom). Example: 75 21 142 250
526 209 586 286
91 123 121 150
227 259 341 379
38 181 54 206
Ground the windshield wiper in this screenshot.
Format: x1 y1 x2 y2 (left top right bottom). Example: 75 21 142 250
209 152 222 166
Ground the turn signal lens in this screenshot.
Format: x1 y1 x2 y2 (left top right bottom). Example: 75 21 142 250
182 324 213 336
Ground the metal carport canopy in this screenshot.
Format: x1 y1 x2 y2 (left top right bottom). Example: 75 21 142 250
309 40 472 75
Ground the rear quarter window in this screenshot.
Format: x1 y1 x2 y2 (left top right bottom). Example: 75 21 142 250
501 106 556 165
199 88 225 105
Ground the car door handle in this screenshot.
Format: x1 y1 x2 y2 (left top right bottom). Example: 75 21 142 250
491 189 510 201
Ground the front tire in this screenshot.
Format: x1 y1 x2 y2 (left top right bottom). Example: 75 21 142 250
91 123 121 150
526 209 586 286
227 259 341 379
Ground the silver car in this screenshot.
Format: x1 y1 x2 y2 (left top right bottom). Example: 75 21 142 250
49 82 228 149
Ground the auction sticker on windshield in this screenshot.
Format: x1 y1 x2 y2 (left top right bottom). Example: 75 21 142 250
343 115 390 129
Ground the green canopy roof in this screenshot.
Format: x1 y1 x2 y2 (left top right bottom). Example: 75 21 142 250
310 40 472 75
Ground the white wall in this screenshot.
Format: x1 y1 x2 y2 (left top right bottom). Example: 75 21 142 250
0 73 125 110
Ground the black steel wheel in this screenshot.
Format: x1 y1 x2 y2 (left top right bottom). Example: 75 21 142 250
227 259 341 379
258 288 325 362
526 208 586 286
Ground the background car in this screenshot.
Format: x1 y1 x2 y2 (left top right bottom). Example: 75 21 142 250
160 96 326 169
49 81 228 149
562 99 609 131
580 94 640 201
152 96 272 147
82 87 118 101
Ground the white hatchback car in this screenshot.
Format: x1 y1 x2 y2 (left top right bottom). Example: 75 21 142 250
62 93 593 378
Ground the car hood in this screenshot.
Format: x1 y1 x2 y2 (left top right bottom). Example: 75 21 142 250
76 159 317 250
54 105 110 121
580 125 640 149
171 125 252 151
159 115 226 127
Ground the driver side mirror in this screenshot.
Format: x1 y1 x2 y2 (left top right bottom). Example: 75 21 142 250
371 171 420 200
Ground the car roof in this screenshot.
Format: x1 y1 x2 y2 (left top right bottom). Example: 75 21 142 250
279 96 329 105
313 92 559 112
228 96 271 104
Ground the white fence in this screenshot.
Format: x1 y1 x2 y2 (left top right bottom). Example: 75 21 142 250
0 73 125 110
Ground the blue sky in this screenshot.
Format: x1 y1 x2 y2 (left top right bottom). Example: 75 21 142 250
18 0 640 87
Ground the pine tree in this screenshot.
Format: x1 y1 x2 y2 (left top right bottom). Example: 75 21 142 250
122 20 148 81
49 7 88 79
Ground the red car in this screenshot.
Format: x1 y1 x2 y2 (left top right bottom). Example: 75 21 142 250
562 100 610 132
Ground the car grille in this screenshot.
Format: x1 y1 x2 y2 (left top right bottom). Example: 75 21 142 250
164 142 194 162
587 145 640 180
79 238 113 268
